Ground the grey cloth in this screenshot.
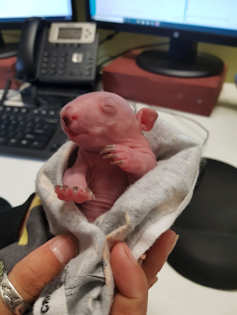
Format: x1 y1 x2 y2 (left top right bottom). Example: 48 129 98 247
34 116 202 315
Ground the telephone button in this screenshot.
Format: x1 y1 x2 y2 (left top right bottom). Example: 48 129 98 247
42 63 48 68
50 69 56 75
43 52 49 57
41 69 47 75
51 63 56 69
84 71 92 76
58 70 65 75
70 70 83 76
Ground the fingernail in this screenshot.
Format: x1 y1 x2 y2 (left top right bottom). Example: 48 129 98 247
122 242 138 265
149 276 158 288
168 233 179 255
50 235 79 265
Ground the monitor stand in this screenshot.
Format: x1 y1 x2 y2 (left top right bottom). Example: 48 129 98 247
136 38 224 78
0 32 18 60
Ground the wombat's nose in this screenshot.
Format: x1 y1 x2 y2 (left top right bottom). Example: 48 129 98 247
62 116 71 127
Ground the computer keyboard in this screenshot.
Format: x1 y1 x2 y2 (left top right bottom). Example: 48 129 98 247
0 104 68 159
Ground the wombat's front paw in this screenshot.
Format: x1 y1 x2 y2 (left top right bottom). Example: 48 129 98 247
55 185 95 203
100 144 124 164
100 144 133 172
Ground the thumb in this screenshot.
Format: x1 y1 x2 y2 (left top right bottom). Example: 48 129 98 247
110 242 148 315
0 235 78 315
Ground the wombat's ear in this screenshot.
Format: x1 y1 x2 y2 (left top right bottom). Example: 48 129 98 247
100 98 118 115
136 108 158 131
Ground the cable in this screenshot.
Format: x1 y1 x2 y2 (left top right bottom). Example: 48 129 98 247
131 100 208 146
97 41 170 71
99 31 120 45
151 106 209 146
0 79 12 106
1 32 20 40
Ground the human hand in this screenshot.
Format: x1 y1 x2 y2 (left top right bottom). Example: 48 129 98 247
0 235 78 315
0 230 178 315
110 230 179 315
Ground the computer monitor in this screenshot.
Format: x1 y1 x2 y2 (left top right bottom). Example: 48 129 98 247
85 0 237 77
0 0 77 59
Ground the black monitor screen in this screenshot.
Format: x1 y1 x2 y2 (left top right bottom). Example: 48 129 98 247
86 0 237 77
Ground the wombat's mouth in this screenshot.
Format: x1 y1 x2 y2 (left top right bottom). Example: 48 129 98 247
68 128 89 137
68 130 78 137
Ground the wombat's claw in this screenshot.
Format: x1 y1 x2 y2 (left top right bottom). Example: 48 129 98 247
55 185 95 203
100 145 124 165
100 145 116 154
72 187 95 201
110 160 124 165
55 185 70 197
102 153 119 159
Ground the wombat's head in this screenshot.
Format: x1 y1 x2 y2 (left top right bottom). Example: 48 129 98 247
61 91 158 151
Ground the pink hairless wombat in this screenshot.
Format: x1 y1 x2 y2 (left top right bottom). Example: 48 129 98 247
55 91 158 222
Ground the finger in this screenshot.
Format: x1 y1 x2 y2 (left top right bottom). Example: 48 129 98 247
110 242 148 315
0 235 78 315
142 230 179 287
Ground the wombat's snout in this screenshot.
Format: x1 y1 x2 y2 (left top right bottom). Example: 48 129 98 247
62 115 78 127
62 116 71 127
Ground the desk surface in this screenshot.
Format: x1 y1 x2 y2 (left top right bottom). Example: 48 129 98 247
0 83 237 315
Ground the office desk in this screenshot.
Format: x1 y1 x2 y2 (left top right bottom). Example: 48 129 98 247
0 83 237 315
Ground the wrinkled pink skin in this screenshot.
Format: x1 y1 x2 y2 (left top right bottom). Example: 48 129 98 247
55 91 158 222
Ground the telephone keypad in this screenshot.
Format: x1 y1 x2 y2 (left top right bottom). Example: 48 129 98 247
40 50 69 76
38 35 98 84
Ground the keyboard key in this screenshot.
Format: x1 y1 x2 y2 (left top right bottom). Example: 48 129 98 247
25 133 49 142
19 139 32 148
34 129 45 135
50 143 61 152
0 125 6 131
8 138 18 147
0 130 6 137
31 141 47 150
25 134 35 140
0 137 7 145
15 133 24 140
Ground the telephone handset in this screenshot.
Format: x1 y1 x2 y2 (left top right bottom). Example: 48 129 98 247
16 17 99 85
16 17 46 82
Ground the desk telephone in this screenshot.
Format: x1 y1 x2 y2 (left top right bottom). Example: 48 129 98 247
16 17 99 85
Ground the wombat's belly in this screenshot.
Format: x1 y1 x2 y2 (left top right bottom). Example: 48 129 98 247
80 166 128 222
